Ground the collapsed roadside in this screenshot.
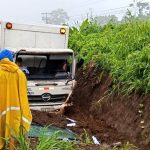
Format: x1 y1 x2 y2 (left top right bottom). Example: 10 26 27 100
65 64 150 150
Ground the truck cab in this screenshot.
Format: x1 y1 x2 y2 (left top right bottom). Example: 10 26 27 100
0 22 76 111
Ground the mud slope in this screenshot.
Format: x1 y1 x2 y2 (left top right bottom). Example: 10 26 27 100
67 63 150 150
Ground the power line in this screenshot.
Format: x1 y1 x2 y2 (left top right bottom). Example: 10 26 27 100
70 2 150 21
95 7 129 16
69 9 131 23
97 10 128 16
68 0 150 16
69 6 130 19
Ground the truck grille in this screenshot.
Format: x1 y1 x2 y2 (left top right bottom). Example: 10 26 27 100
28 94 68 102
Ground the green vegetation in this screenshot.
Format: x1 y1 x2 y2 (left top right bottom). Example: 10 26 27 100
34 130 75 150
80 129 94 144
3 128 137 150
4 128 76 150
69 19 150 94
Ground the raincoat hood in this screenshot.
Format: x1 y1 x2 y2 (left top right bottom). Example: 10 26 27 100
0 58 19 73
0 49 13 61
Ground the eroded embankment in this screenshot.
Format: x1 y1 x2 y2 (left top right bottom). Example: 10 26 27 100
66 63 150 150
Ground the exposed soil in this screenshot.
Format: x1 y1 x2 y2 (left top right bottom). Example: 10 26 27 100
32 110 67 128
32 63 150 150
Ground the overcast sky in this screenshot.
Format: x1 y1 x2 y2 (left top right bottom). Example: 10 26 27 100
0 0 149 25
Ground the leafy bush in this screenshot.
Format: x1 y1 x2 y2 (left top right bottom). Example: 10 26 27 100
69 19 150 94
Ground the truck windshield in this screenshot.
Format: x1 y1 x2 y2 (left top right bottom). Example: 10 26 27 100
16 53 73 80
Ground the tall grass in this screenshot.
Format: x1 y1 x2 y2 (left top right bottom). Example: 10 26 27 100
6 128 76 150
69 19 150 94
34 130 75 150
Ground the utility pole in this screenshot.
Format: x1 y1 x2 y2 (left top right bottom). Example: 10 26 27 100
133 0 138 16
89 8 93 20
41 12 50 24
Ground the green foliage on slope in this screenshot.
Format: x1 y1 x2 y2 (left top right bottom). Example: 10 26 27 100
69 19 150 94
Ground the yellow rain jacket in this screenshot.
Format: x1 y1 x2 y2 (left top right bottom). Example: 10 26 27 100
0 58 32 149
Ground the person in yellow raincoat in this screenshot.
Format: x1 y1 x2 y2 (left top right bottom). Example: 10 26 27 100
0 49 32 149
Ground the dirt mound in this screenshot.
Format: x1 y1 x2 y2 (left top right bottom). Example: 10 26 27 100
32 110 67 128
65 64 125 144
67 64 150 150
99 95 150 150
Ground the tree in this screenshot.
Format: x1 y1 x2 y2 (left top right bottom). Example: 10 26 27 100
122 9 135 22
130 0 150 17
94 15 118 25
42 9 69 25
123 0 150 21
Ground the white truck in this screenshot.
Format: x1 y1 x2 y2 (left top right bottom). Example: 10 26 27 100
0 21 76 111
